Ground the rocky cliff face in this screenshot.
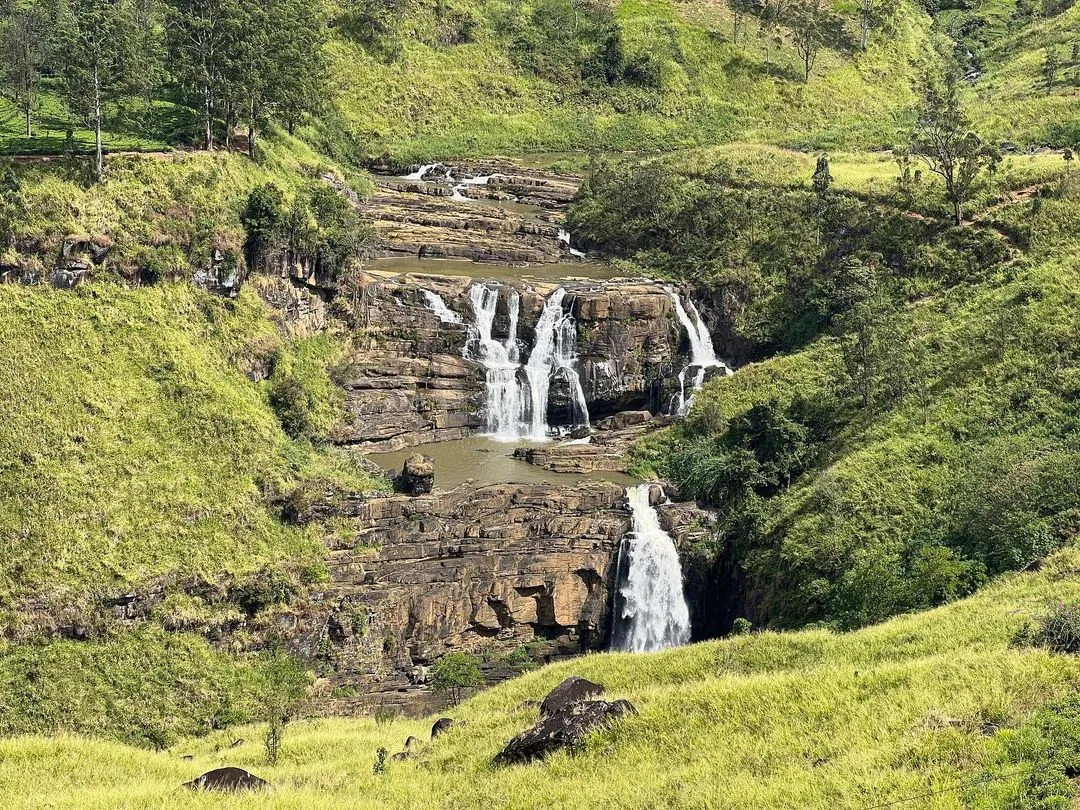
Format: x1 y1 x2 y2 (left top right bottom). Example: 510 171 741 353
305 481 630 714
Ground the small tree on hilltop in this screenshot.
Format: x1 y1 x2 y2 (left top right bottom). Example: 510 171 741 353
910 73 998 226
431 652 483 706
789 0 852 81
1044 45 1060 95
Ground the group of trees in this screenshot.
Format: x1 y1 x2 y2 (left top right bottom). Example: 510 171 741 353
726 0 896 79
0 0 329 180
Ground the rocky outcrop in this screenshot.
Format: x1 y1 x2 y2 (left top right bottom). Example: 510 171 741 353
316 481 630 714
182 768 270 793
494 698 638 766
514 416 676 475
368 162 584 265
397 454 435 495
540 676 605 717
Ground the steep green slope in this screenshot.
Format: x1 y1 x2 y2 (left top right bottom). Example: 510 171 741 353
3 545 1080 808
322 0 935 159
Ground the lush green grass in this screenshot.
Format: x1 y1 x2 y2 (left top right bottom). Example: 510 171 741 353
328 0 934 161
3 544 1080 808
0 281 379 603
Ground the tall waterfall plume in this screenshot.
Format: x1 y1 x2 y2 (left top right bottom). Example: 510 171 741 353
669 291 727 416
611 484 692 653
523 288 590 439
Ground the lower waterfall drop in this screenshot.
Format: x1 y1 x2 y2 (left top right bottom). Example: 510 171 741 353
611 484 692 653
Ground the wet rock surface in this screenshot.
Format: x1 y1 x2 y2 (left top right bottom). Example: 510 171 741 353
398 454 435 495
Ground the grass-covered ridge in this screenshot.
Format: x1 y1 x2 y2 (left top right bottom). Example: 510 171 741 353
4 545 1080 808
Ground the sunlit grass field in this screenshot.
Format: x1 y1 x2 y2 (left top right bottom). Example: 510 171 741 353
2 544 1079 809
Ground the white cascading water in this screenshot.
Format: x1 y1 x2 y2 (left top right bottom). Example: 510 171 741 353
669 291 726 416
468 285 525 440
466 284 588 440
452 174 501 202
611 484 692 653
557 228 587 259
421 290 462 324
523 288 590 439
405 163 442 180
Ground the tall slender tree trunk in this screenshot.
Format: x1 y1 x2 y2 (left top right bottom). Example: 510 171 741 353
953 200 963 227
861 10 870 49
248 97 256 160
204 83 213 151
94 64 104 183
24 100 32 138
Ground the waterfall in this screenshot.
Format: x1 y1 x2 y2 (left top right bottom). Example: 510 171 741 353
468 285 525 440
405 163 442 180
421 290 462 324
466 284 588 441
669 291 726 416
452 174 502 202
557 228 587 259
523 288 590 439
611 484 692 653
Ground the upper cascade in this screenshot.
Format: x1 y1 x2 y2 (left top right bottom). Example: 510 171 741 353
668 290 728 416
464 283 589 441
611 484 692 653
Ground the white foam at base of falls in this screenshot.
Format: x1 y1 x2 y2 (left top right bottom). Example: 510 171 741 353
421 290 462 324
611 484 692 653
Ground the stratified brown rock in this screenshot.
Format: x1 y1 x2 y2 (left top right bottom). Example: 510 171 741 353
540 676 605 717
493 699 638 766
182 767 270 792
597 411 652 431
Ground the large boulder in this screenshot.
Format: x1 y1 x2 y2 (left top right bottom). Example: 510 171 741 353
494 699 637 766
398 454 435 495
596 411 652 431
431 717 458 739
182 767 270 792
540 676 605 718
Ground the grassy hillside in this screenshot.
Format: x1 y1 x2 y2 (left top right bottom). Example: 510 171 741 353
327 0 935 160
4 544 1080 808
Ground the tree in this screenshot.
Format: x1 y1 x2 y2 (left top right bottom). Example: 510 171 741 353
1044 45 1060 95
271 0 330 136
789 0 852 81
910 73 997 226
54 0 142 182
1 2 50 138
430 652 483 705
165 0 234 150
727 0 759 48
812 153 833 196
256 650 310 766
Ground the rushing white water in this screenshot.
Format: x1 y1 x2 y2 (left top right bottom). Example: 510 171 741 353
465 284 588 441
468 285 525 440
452 174 502 202
421 290 462 324
611 484 692 653
523 288 590 439
557 228 587 259
669 291 726 416
406 163 442 180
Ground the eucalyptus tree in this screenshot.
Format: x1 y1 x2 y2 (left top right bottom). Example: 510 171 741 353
1 1 51 138
53 0 143 181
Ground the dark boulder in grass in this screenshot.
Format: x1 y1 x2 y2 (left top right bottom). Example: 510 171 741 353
540 676 605 718
431 717 458 739
494 699 637 766
182 767 270 792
